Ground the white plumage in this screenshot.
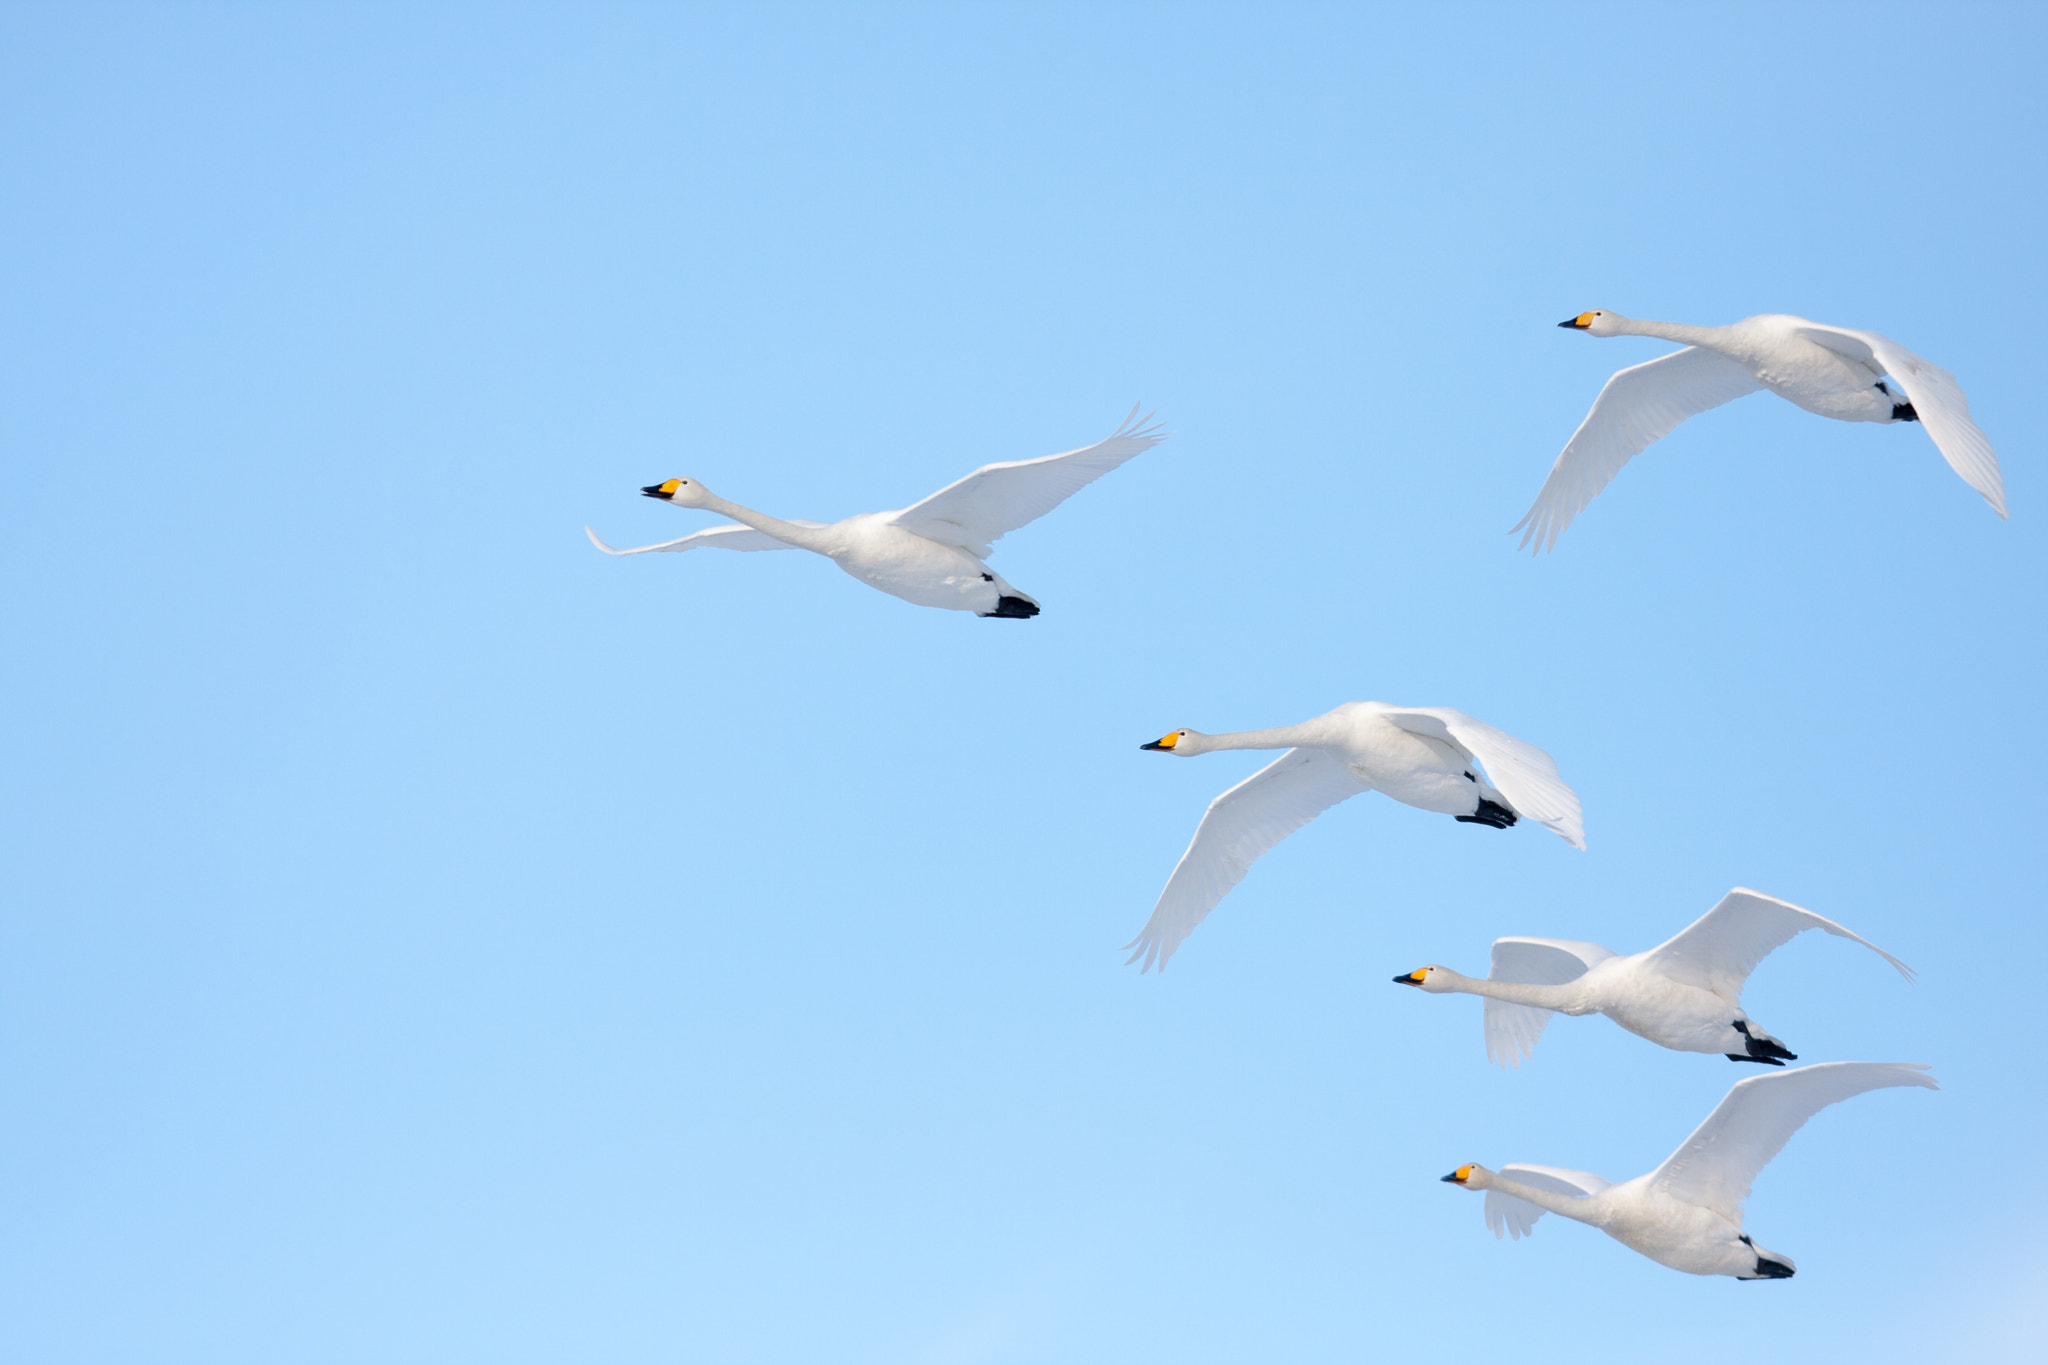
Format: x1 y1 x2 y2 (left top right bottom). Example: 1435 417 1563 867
1126 703 1582 972
1396 888 1913 1065
1517 310 2006 551
1446 1061 1937 1278
586 405 1166 615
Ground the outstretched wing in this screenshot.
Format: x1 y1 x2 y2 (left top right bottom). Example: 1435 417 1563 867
1794 323 2006 518
1640 888 1915 1004
585 521 825 556
1377 708 1585 849
1649 1062 1937 1225
1483 937 1617 1067
890 404 1168 558
1123 748 1369 973
1486 1164 1613 1241
1513 346 1763 552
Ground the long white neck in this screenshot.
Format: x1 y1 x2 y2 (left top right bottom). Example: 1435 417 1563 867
1608 315 1726 348
694 491 832 552
1435 969 1579 1010
1474 1169 1600 1226
1187 724 1320 754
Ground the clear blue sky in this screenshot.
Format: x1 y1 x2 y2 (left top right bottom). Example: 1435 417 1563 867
4 4 2044 1362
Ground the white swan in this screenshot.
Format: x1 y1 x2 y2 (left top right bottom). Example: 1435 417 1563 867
585 406 1166 616
1394 887 1914 1067
1442 1061 1936 1279
1124 704 1583 972
1515 310 2006 551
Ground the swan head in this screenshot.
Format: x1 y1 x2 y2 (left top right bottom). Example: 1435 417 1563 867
1140 728 1206 755
1392 965 1454 992
1441 1163 1491 1189
640 477 714 508
1558 309 1625 336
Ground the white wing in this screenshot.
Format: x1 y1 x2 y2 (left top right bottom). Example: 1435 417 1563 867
1123 749 1370 973
890 404 1168 558
1649 1062 1937 1225
1794 323 2006 518
1377 708 1585 849
1513 346 1764 552
1484 936 1617 1067
585 521 826 556
1640 887 1915 1003
1485 1164 1613 1241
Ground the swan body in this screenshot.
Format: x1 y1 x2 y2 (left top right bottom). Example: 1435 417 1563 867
1442 1061 1937 1278
1516 310 2006 551
585 405 1166 616
1395 888 1914 1065
1125 703 1582 972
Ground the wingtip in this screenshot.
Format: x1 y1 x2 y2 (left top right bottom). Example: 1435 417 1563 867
584 525 624 555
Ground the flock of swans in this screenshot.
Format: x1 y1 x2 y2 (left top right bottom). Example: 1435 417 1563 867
588 311 2005 1283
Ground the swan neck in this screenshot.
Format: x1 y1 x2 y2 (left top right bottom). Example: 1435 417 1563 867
698 493 826 550
1454 975 1577 1009
1482 1173 1598 1225
1613 316 1720 348
1197 725 1316 753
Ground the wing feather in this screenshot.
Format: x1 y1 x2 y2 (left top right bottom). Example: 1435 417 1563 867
1649 1062 1936 1225
1485 1164 1613 1241
585 521 824 556
1795 323 2006 518
890 405 1168 558
1123 749 1369 973
1513 346 1764 552
1640 888 1914 1002
1377 708 1585 849
1483 937 1616 1066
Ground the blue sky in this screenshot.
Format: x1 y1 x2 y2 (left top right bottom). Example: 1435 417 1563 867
3 3 2044 1361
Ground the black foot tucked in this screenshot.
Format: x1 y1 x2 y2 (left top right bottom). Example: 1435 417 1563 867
1454 797 1518 829
979 595 1040 619
1878 382 1919 422
1738 1237 1796 1280
1729 1019 1795 1065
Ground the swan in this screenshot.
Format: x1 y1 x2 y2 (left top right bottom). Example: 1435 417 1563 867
1514 310 2007 551
1393 887 1914 1066
585 405 1166 616
1124 704 1583 972
1441 1061 1937 1279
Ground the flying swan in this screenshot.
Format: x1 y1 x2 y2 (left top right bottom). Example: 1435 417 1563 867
1441 1060 1937 1279
1514 310 2007 551
586 405 1167 616
1124 703 1583 972
1393 887 1914 1066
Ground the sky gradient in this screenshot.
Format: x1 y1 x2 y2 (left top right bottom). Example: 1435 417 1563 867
4 4 2045 1362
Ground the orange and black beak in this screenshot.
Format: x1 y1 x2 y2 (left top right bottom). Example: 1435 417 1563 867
1558 312 1594 330
641 482 675 500
1139 731 1179 752
1393 969 1427 987
1441 1165 1474 1185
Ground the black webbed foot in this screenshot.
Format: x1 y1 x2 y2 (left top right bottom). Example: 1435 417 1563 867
979 594 1041 619
1454 797 1518 829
